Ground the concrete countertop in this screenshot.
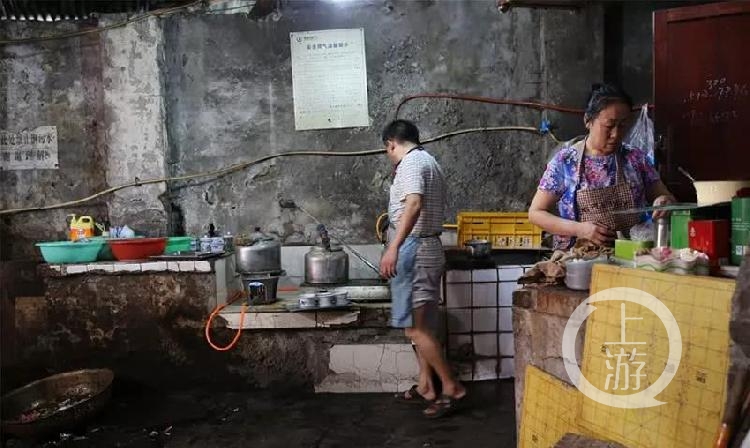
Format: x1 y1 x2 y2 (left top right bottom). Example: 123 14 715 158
221 287 391 314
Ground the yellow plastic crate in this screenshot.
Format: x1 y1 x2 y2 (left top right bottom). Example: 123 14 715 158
457 212 543 249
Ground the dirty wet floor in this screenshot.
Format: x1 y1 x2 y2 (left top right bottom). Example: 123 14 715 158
4 380 516 448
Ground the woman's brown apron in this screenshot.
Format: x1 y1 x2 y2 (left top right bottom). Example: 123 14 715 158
572 139 642 232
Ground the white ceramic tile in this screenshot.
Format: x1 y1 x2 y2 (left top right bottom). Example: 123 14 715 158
167 261 180 272
474 333 498 357
445 283 471 308
280 246 308 278
178 261 195 272
472 283 498 307
474 359 499 381
445 270 471 283
343 245 382 280
472 269 498 282
440 231 457 247
353 345 384 377
195 261 211 272
114 263 140 273
317 311 359 327
329 345 355 373
88 263 114 273
49 265 62 272
500 358 515 378
395 347 420 377
66 264 87 275
499 333 514 356
497 267 523 281
447 334 473 358
141 261 167 272
457 362 474 382
447 309 472 333
499 282 518 307
472 308 497 332
222 311 316 329
323 344 418 393
498 308 513 331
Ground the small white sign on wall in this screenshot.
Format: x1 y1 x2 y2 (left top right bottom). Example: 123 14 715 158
0 126 59 170
290 28 369 130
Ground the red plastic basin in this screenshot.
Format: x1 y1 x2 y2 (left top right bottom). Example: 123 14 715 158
108 238 167 261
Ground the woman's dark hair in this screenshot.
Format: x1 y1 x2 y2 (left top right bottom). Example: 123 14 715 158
584 82 633 123
382 119 420 145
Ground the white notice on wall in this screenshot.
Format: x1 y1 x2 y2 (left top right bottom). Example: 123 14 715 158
0 126 59 170
290 28 369 130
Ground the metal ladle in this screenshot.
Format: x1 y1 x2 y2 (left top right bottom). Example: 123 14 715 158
279 199 382 276
678 166 697 184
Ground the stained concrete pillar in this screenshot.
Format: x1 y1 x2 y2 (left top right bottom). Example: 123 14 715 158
101 16 169 235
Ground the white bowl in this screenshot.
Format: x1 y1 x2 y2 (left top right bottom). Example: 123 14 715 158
694 181 750 205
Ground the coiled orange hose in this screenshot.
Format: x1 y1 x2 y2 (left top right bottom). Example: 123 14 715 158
205 290 248 351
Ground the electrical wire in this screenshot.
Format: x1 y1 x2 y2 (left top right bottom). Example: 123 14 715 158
0 0 203 46
394 93 654 118
0 126 560 216
395 93 586 117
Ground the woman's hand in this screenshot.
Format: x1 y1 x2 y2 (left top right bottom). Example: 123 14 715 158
576 221 615 246
652 195 676 220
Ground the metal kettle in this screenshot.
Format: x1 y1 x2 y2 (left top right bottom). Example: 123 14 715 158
235 227 281 273
304 224 349 284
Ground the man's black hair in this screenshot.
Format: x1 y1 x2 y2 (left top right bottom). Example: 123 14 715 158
382 119 421 145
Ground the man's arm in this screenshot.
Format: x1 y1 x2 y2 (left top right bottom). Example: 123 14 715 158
380 193 422 278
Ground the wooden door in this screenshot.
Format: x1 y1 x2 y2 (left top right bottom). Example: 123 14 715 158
654 1 750 202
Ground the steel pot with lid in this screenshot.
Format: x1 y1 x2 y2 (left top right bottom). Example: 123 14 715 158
464 239 491 258
305 245 349 285
235 227 281 273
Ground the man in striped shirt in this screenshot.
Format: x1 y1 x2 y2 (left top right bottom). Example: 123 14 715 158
381 119 466 418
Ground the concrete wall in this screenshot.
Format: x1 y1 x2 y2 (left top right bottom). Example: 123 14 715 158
0 22 108 259
1 0 604 259
163 1 603 242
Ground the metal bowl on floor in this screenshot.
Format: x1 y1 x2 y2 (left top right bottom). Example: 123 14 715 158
1 369 114 439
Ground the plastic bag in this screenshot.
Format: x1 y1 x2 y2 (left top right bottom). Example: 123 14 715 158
629 220 654 242
624 104 655 167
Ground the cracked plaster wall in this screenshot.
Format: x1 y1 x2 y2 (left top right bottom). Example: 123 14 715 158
1 0 603 258
163 0 603 243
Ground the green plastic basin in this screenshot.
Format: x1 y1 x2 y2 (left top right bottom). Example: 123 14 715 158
165 236 193 254
36 240 106 264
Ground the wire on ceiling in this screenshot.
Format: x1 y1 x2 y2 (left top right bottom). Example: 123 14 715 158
0 0 203 45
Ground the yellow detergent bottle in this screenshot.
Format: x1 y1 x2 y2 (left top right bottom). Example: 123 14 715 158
68 215 95 241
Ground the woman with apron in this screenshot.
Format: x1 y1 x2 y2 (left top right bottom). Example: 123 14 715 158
529 83 677 249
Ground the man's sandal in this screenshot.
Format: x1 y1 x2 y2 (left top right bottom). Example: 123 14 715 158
423 394 467 419
394 385 433 405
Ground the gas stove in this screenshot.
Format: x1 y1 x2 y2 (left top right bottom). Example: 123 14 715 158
298 278 390 302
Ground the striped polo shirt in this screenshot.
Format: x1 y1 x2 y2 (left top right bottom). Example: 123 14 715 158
388 147 446 267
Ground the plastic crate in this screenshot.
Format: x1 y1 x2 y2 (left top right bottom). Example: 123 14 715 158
457 212 543 249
